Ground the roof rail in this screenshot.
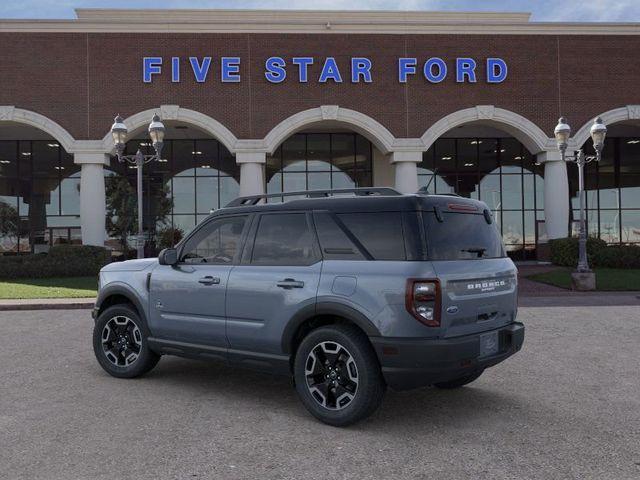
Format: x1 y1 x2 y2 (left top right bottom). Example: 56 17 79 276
225 187 401 207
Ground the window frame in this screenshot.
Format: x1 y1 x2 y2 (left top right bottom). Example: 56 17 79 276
241 211 322 267
177 213 252 266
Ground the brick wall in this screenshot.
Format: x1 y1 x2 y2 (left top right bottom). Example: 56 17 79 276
1 32 639 142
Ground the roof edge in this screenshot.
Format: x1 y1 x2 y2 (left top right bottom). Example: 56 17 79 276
73 8 533 24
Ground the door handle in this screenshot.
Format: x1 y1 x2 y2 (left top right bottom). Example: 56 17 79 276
277 278 305 289
198 276 221 285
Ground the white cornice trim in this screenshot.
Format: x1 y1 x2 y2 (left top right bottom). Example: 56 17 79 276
1 9 639 35
75 9 533 24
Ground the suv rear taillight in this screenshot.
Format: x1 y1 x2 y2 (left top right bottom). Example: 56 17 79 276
405 279 441 327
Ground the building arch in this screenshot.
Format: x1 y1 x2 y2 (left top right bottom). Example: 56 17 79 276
572 105 640 148
421 105 552 155
263 106 396 155
100 105 239 155
0 106 76 153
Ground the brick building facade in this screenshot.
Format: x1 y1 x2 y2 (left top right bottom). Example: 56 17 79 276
1 9 640 256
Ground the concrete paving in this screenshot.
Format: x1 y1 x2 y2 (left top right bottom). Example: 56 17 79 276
0 307 639 479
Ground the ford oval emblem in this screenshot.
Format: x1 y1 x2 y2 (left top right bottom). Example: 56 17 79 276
446 306 459 314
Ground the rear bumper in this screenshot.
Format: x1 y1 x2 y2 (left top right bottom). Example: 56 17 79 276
370 322 524 391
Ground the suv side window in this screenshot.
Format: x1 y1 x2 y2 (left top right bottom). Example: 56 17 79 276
337 212 406 260
313 212 366 260
251 213 319 266
180 215 247 264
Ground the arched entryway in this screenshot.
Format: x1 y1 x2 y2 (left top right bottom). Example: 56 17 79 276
420 115 549 259
570 107 640 245
262 106 396 198
106 119 240 254
0 109 79 253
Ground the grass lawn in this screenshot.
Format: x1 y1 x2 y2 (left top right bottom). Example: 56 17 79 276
527 268 640 291
0 276 98 299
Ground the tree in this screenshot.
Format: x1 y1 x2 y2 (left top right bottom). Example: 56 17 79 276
105 175 172 253
0 201 21 252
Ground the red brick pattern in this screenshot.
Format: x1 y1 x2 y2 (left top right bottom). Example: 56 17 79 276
1 32 639 142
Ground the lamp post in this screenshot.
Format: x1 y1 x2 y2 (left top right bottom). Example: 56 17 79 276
110 114 166 259
553 116 607 281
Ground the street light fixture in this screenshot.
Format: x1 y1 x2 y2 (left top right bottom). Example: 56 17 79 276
110 113 166 259
553 116 607 282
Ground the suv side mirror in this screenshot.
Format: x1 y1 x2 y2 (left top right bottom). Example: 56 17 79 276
158 248 178 266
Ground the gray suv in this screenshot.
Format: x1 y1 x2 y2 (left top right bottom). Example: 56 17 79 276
92 188 524 426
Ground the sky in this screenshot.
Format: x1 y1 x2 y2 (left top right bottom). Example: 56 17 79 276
1 0 640 22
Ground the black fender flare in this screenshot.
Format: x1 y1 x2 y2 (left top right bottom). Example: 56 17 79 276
281 301 381 354
95 282 147 324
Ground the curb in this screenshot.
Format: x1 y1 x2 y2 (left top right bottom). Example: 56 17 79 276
0 300 95 311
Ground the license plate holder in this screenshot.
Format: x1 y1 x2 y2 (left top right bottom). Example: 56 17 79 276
479 331 499 358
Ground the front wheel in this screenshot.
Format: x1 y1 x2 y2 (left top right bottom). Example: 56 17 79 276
93 304 160 378
293 324 385 427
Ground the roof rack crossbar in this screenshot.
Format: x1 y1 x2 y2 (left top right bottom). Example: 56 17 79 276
225 187 401 207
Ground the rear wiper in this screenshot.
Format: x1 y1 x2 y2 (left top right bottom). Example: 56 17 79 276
461 247 487 258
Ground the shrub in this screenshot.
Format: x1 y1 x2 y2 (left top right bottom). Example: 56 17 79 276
549 237 607 267
593 245 640 269
550 237 640 268
0 245 111 279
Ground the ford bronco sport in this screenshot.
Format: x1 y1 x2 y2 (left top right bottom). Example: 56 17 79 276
92 188 524 426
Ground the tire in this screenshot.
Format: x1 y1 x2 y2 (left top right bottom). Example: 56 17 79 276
293 324 385 427
93 304 160 378
433 369 484 389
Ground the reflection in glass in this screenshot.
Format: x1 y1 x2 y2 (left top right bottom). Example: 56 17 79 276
570 136 640 243
0 140 78 253
266 133 373 195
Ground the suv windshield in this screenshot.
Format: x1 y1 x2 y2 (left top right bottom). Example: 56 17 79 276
423 211 505 260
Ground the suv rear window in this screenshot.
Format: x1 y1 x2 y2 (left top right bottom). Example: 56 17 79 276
423 212 505 260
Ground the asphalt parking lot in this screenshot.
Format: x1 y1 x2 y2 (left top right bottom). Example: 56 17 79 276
1 306 639 480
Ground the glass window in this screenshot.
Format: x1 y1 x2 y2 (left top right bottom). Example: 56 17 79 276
173 140 195 176
423 212 504 260
196 177 218 214
0 141 18 177
478 139 499 174
501 175 523 210
172 177 195 214
338 212 406 260
599 210 620 243
456 138 477 173
308 134 331 171
265 133 373 195
500 138 523 172
251 213 318 265
282 135 306 172
502 210 524 248
313 212 365 260
182 215 247 264
621 210 640 243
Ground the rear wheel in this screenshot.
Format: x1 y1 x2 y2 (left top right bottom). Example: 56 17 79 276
293 324 385 427
93 304 160 378
434 369 484 389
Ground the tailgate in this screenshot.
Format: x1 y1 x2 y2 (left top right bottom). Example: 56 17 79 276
432 258 517 338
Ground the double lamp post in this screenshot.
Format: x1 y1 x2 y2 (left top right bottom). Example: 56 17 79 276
110 114 166 259
553 116 607 285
